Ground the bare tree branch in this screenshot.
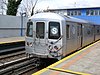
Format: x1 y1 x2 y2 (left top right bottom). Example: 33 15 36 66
17 0 39 16
31 0 38 16
0 0 7 15
2 0 8 5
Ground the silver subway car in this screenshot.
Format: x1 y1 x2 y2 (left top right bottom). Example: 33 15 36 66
25 12 100 60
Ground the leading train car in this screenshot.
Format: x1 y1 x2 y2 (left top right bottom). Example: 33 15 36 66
25 12 100 60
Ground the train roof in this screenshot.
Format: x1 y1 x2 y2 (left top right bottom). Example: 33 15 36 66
29 12 93 24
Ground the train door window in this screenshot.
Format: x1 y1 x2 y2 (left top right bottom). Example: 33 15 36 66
91 26 94 35
49 22 60 39
36 22 45 39
26 21 33 37
77 26 80 36
72 26 75 34
87 27 91 35
97 29 99 34
66 25 70 39
77 24 82 36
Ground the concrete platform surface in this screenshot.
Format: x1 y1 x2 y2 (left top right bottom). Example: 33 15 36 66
33 40 100 75
0 37 25 44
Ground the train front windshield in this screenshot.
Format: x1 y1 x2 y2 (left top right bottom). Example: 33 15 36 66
26 21 33 37
49 22 61 39
36 22 45 39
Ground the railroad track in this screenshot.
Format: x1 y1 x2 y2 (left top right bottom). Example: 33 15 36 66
0 49 40 75
0 42 41 75
0 56 40 75
0 50 26 63
0 50 54 75
0 41 25 65
0 41 55 75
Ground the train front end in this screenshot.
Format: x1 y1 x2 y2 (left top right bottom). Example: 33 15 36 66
25 13 63 60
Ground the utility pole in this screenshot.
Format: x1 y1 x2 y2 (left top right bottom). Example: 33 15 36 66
20 12 26 36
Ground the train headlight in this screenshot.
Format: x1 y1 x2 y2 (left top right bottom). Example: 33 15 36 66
26 42 33 47
54 46 59 50
26 42 29 46
51 27 58 35
29 42 33 47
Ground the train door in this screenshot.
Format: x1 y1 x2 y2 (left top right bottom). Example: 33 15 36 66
33 21 48 54
93 25 95 41
66 22 78 54
77 24 82 49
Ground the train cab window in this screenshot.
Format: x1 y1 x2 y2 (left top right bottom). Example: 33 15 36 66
66 25 70 39
87 28 91 35
26 21 33 37
49 22 60 39
36 22 45 39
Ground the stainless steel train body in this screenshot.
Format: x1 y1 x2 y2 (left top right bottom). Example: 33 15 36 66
25 12 100 60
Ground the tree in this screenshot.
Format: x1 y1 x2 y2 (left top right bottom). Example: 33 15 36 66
7 0 22 16
31 0 38 16
0 0 7 15
17 0 39 17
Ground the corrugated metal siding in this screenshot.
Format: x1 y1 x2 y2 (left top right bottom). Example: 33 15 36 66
0 15 28 38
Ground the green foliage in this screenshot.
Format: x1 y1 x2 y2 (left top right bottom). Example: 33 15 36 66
7 0 22 16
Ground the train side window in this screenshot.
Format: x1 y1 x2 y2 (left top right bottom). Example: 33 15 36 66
66 25 70 39
87 28 91 35
97 29 99 34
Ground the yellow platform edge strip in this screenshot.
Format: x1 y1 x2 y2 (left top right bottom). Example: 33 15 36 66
32 40 100 75
47 40 100 68
49 67 91 75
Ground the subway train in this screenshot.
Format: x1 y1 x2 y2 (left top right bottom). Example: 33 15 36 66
25 12 100 60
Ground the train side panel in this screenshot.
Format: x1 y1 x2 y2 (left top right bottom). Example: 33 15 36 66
64 22 79 55
82 24 94 47
95 25 100 41
63 22 96 57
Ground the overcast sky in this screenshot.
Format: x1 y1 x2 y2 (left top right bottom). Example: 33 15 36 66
32 0 100 9
1 0 100 15
17 0 100 16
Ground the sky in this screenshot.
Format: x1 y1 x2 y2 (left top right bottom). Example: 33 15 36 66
33 0 100 9
0 0 7 15
17 0 100 16
1 0 100 15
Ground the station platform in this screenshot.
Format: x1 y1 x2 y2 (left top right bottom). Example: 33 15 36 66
0 37 25 44
33 40 100 75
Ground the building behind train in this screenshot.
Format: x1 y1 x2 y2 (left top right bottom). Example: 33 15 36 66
47 7 100 24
